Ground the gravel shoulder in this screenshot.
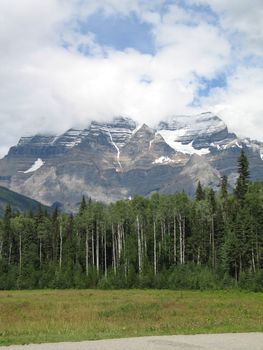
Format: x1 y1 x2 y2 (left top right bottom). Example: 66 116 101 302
1 333 263 350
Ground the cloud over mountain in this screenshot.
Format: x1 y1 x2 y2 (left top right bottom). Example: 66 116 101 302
0 0 262 157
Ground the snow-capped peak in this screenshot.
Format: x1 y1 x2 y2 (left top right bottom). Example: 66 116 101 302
158 112 226 136
157 112 230 154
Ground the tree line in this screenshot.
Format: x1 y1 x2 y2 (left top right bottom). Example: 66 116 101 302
1 150 263 291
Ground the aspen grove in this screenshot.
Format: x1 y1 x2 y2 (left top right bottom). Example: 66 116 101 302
1 151 263 291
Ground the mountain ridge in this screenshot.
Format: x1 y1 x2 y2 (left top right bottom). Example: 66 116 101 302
1 113 263 211
0 186 51 216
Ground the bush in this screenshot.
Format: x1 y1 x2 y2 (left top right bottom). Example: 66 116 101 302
167 264 220 290
239 271 263 292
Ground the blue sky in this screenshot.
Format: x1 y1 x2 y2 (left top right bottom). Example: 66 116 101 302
80 11 156 54
75 1 229 98
0 0 263 156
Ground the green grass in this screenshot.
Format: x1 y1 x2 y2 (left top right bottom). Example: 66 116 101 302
0 289 263 346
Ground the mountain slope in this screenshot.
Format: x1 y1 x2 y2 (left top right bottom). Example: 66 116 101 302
1 113 263 211
0 186 50 216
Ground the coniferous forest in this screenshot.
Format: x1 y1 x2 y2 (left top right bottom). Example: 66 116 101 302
1 150 263 291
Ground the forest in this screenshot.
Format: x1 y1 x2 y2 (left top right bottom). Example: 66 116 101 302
1 150 263 291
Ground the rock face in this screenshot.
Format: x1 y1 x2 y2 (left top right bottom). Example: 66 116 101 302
1 113 263 212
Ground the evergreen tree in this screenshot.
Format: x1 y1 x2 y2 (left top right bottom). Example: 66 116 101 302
195 181 205 201
1 152 263 291
79 196 87 214
208 189 216 214
235 150 250 203
220 175 228 199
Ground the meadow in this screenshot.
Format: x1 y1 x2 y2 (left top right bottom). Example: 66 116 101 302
0 289 263 346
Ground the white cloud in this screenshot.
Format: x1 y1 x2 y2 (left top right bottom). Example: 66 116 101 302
190 0 263 56
202 67 263 140
189 0 263 140
0 0 262 157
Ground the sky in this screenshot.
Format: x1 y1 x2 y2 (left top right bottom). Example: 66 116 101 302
0 0 263 157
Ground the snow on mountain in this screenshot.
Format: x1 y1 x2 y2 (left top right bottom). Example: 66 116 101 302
51 129 86 148
89 116 136 148
7 117 136 160
24 158 44 173
7 113 262 164
17 135 56 147
108 130 122 170
12 113 230 159
158 112 226 136
157 112 230 151
3 112 263 212
153 156 174 164
157 129 210 155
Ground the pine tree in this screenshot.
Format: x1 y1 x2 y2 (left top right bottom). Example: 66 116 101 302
1 149 263 291
79 195 87 214
220 175 228 199
235 150 250 203
196 181 205 201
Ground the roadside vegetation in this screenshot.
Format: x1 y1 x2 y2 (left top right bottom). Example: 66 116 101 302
1 289 263 345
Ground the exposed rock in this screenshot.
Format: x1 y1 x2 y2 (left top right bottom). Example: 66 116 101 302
1 113 263 211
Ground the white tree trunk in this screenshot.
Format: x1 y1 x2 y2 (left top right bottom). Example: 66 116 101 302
59 222 63 270
117 223 122 261
8 242 12 265
182 216 185 264
256 234 260 269
0 240 3 261
112 224 116 274
104 226 107 278
92 229 95 266
19 232 22 273
197 247 200 265
153 220 157 275
39 238 42 268
179 215 183 265
85 229 89 276
96 223 99 273
144 227 147 260
137 215 142 275
173 214 177 264
76 229 80 264
252 248 256 273
211 216 215 269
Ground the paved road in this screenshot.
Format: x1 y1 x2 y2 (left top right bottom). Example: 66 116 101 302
2 333 263 350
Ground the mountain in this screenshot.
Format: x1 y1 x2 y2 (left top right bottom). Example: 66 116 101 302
0 113 263 212
0 186 50 216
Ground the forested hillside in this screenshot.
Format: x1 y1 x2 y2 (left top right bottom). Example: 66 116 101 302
0 151 263 291
0 186 50 217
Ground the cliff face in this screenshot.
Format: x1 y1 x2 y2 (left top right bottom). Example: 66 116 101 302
1 114 263 212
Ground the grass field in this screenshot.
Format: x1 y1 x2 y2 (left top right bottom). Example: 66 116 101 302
0 289 263 346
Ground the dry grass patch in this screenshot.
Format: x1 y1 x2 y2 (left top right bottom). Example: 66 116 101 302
0 289 263 346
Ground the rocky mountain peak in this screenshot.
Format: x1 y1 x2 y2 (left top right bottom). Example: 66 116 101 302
1 112 263 211
180 153 221 189
107 116 137 129
132 124 155 137
89 116 136 148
